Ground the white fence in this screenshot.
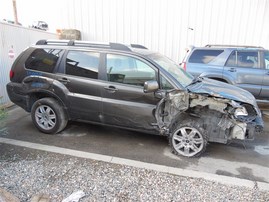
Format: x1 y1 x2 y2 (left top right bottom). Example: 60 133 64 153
0 22 57 105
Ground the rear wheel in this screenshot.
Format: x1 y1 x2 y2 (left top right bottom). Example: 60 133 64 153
169 121 207 157
31 98 67 134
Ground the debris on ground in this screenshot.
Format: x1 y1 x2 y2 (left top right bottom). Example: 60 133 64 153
62 190 85 202
0 188 20 202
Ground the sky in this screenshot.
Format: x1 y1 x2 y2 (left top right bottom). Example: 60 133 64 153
0 0 64 32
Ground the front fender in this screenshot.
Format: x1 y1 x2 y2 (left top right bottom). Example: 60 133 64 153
199 71 223 80
200 71 234 84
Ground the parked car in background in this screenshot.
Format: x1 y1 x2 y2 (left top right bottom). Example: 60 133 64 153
181 45 269 101
32 21 48 31
6 40 263 157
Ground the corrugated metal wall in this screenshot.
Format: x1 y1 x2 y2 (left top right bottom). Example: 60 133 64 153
0 23 57 105
1 0 269 105
58 0 269 62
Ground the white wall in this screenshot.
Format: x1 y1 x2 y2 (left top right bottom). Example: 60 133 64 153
56 0 269 62
0 22 57 105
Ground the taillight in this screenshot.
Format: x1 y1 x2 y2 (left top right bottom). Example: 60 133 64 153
9 70 14 79
182 62 187 71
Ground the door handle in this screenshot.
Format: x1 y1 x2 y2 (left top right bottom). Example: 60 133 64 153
104 86 118 93
58 77 70 83
228 68 237 72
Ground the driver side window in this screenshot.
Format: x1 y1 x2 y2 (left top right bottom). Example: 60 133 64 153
160 75 174 90
106 54 157 86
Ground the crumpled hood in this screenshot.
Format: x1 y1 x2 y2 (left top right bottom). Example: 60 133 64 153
187 77 257 107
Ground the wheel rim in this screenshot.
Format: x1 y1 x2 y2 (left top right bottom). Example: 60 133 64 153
35 105 56 130
172 126 204 157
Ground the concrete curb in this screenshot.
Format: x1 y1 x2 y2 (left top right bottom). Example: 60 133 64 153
0 137 268 191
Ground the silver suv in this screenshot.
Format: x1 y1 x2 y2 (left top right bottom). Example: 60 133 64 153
182 45 269 101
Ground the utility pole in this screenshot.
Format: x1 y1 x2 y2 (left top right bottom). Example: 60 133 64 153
12 0 19 24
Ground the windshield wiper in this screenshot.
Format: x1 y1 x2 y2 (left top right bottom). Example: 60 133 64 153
186 76 203 88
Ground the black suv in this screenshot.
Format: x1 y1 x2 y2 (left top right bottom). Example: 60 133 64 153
7 40 263 157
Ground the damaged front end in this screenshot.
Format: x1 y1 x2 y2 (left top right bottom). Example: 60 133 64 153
155 90 263 144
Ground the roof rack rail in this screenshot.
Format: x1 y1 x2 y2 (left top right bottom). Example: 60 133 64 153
35 39 135 51
205 44 264 49
36 39 73 46
130 44 148 49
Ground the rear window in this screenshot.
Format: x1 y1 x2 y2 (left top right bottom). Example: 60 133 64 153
25 48 62 73
189 49 224 64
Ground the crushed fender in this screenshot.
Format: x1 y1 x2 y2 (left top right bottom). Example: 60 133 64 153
154 90 263 144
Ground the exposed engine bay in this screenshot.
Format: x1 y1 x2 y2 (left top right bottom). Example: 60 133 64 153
155 90 263 144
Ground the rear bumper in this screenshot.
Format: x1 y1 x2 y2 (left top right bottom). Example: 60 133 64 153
6 82 31 112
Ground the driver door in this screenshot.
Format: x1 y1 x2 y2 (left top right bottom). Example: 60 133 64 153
101 53 160 131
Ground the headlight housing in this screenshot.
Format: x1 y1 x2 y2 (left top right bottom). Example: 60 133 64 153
234 107 248 118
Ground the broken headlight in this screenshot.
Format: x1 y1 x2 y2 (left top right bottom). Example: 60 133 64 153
233 104 257 122
234 107 248 118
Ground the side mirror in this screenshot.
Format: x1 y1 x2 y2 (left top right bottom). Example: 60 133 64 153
144 80 159 93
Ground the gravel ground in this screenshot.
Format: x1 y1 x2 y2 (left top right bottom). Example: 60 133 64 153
0 143 269 202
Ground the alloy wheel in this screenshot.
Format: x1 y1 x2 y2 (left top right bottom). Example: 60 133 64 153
172 126 204 157
35 105 56 130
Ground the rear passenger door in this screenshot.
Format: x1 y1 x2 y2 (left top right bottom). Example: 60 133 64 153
224 50 263 97
101 53 160 131
56 50 103 121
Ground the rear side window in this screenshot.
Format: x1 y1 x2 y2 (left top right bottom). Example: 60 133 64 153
25 49 62 73
189 50 224 64
226 51 259 68
65 51 99 79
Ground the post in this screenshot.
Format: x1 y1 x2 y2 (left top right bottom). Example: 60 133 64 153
12 0 19 24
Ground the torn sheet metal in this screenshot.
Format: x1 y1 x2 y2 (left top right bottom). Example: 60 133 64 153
190 95 227 113
154 88 263 143
187 77 257 107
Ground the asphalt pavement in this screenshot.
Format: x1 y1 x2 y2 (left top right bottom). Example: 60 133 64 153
0 106 269 184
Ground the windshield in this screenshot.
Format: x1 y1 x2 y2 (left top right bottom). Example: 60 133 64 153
149 53 193 87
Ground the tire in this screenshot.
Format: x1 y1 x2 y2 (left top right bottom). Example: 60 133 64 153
31 98 68 134
169 120 208 157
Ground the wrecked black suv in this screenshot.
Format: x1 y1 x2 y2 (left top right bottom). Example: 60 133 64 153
7 40 263 157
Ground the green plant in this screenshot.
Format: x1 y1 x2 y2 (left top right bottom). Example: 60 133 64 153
0 97 8 121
